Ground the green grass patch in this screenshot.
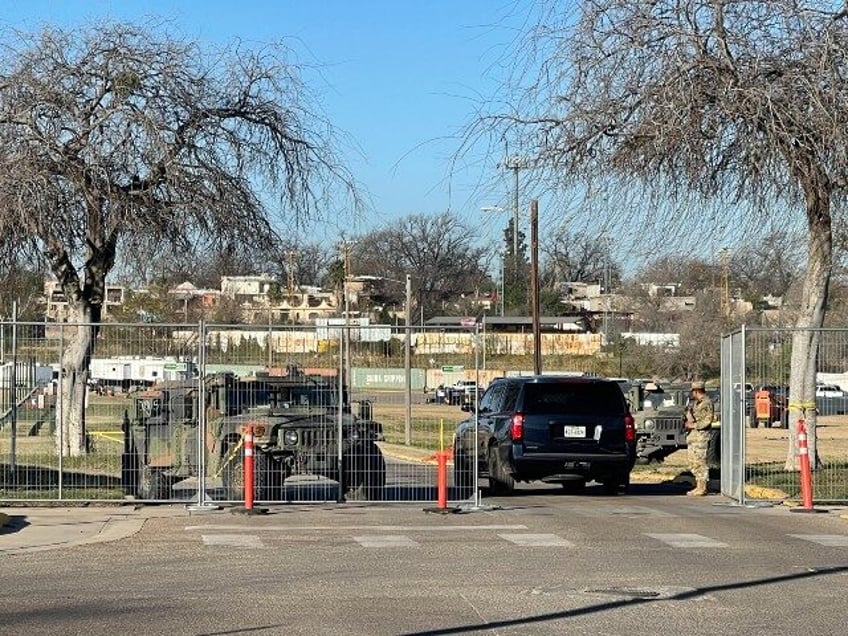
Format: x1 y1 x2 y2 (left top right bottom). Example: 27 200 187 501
747 461 848 501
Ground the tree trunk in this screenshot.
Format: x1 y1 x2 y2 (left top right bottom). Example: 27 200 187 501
785 188 831 471
55 303 99 457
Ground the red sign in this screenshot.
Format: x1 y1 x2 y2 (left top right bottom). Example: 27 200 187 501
460 317 477 328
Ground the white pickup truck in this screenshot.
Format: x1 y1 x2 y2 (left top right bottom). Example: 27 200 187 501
816 384 844 398
447 380 479 405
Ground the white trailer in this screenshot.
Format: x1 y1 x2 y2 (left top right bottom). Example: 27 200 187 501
89 356 195 388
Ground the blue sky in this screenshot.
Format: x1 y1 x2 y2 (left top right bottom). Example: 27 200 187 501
3 0 534 247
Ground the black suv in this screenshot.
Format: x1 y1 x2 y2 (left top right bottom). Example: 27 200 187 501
453 376 636 496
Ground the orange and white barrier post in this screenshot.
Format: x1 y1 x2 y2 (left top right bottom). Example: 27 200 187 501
244 425 254 511
423 418 459 514
796 419 813 510
435 450 450 509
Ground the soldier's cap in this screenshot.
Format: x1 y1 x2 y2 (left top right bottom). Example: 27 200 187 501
691 381 706 391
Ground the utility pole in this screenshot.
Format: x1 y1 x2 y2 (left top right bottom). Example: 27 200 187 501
404 274 412 445
530 201 542 375
503 155 527 259
339 238 355 392
284 249 297 294
720 247 730 319
602 235 612 345
500 251 505 317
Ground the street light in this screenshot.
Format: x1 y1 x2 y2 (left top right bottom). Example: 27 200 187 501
481 204 515 257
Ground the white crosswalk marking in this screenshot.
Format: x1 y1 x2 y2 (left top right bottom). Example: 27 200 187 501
353 535 420 548
645 533 727 548
498 533 574 547
789 534 848 547
186 524 527 532
202 534 265 548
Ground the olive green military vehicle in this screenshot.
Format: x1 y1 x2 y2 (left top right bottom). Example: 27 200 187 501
121 368 385 501
629 383 720 467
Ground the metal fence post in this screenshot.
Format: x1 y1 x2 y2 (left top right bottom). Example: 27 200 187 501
57 320 64 500
9 301 17 475
188 320 219 512
739 324 748 505
337 325 345 502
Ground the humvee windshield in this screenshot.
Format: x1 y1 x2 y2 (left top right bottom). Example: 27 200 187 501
267 385 337 409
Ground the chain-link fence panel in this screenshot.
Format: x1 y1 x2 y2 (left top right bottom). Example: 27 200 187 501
736 327 848 504
0 321 202 502
2 318 610 505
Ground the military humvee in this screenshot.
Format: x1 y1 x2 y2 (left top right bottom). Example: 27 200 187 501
121 367 385 501
629 383 720 467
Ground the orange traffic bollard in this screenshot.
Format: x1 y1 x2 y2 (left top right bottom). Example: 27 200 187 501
231 424 267 515
244 425 254 511
435 450 450 509
796 419 813 510
789 417 825 513
423 449 459 515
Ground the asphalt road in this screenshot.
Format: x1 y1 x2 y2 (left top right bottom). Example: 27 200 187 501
2 482 848 636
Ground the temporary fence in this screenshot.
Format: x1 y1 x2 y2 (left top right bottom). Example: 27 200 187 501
721 326 848 505
0 319 600 505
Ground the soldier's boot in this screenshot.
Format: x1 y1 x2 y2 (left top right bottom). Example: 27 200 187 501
686 479 708 497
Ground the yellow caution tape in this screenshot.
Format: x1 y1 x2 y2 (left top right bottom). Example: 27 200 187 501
788 402 817 410
213 434 245 479
87 430 124 444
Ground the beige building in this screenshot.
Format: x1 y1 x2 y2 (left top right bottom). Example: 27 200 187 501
43 276 126 321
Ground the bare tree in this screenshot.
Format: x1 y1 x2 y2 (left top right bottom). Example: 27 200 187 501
473 1 848 469
0 258 44 320
350 212 489 321
730 229 802 302
540 226 622 288
633 255 717 296
0 23 359 456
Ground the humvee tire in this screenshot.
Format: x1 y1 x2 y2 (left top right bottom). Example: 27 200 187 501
222 450 269 501
138 465 170 500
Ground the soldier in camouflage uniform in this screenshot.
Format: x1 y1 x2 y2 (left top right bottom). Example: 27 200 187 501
683 380 714 496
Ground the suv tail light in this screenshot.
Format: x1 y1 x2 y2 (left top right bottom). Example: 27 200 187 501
510 413 525 441
624 413 635 442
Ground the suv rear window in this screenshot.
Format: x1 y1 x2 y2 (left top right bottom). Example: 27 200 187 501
521 382 624 416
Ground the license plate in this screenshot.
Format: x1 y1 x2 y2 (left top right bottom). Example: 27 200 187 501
563 425 586 438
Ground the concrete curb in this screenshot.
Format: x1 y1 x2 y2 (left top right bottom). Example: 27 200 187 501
0 511 9 528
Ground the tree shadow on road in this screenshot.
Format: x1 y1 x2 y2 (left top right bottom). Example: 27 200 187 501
400 565 848 636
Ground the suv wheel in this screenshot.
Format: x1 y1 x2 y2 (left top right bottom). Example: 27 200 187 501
487 446 515 495
601 471 630 495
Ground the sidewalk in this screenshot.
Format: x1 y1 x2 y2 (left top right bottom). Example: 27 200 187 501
0 504 189 555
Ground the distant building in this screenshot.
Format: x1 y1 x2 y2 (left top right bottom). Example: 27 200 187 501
208 274 339 323
220 274 277 304
43 276 126 321
169 281 221 320
621 332 680 349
